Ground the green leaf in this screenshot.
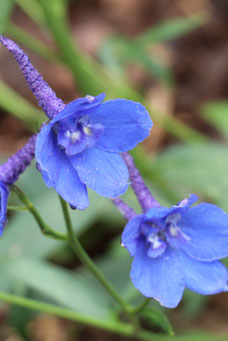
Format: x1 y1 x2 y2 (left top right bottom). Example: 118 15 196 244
7 23 58 61
0 81 44 130
39 0 140 100
140 306 173 335
1 257 111 318
125 40 174 85
98 36 126 76
153 142 228 209
201 100 228 139
139 12 208 45
0 0 15 34
99 36 173 85
47 0 68 20
15 0 45 26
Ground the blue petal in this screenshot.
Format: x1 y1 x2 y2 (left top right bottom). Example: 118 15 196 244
130 240 185 308
51 93 106 125
36 126 89 209
175 194 198 209
122 215 144 256
144 206 175 231
70 147 129 197
176 250 228 294
179 203 228 261
143 194 198 228
89 99 152 153
36 125 60 184
0 182 9 235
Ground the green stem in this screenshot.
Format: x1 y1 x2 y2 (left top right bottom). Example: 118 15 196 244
59 197 133 319
0 292 223 341
12 186 68 241
7 205 28 211
0 291 164 341
130 298 151 314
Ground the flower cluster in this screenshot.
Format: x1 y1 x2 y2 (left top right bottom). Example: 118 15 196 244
1 36 228 310
0 36 152 210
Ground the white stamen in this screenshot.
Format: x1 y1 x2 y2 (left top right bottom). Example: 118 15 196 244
71 131 81 143
169 226 178 237
85 95 95 103
148 234 162 249
166 213 181 225
83 126 91 136
65 130 71 138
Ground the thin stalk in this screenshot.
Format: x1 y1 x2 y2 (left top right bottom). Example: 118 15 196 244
7 205 28 211
0 291 167 341
58 197 134 320
12 186 67 241
0 292 223 341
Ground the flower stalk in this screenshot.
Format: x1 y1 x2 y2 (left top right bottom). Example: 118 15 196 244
122 152 160 212
12 185 67 241
58 196 137 323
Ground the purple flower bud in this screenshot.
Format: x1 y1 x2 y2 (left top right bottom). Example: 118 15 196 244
0 135 36 184
0 135 36 235
0 36 65 119
122 152 160 212
0 182 9 235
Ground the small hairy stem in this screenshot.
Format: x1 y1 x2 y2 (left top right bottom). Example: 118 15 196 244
12 185 68 241
122 152 160 212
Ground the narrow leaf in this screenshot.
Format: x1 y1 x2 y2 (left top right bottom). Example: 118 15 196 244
0 0 15 34
139 13 208 45
0 81 44 130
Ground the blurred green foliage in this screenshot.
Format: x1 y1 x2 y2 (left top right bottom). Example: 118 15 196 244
0 0 228 340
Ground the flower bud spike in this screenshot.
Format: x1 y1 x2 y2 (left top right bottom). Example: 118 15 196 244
0 36 65 119
0 135 36 184
122 152 160 212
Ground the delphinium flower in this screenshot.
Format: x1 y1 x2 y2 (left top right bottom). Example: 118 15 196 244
0 135 36 234
1 36 153 209
114 153 228 308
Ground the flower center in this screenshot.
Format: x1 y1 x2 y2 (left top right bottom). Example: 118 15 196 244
56 115 103 156
143 212 190 258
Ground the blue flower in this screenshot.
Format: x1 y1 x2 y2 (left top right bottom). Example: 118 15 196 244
36 94 152 209
122 195 228 308
0 182 9 235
